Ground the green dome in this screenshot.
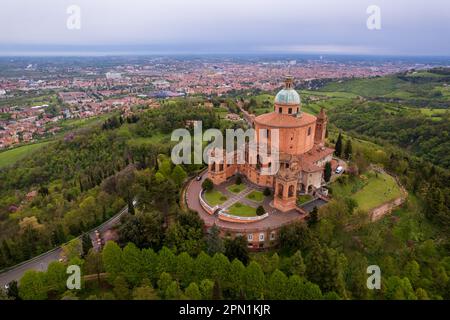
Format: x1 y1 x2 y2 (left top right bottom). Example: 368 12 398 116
274 88 301 105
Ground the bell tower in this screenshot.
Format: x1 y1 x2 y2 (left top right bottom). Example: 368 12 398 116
314 107 327 146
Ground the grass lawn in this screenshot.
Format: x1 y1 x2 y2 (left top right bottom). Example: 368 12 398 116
204 190 228 206
245 190 265 202
352 172 402 212
227 202 257 217
297 194 313 205
0 141 52 168
330 170 402 212
227 183 246 194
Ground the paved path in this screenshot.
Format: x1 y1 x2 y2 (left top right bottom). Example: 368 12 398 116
0 204 130 288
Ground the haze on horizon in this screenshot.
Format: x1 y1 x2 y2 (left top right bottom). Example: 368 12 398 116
1 0 450 56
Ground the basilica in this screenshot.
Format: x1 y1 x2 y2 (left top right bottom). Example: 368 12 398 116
207 76 334 212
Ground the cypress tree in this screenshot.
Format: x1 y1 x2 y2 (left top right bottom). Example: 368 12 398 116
335 132 343 157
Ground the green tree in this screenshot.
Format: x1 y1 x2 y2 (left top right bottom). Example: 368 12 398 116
244 261 265 299
344 139 353 160
113 276 130 300
224 236 249 265
306 244 347 297
157 272 173 297
199 279 214 300
206 225 224 255
133 284 158 300
61 238 82 262
122 243 144 286
84 249 104 286
6 280 19 300
284 250 306 277
335 132 343 157
118 211 164 250
308 207 319 227
102 241 123 282
266 269 288 299
202 178 214 192
171 165 187 186
324 161 332 182
81 233 93 257
287 275 323 300
46 261 67 294
19 270 47 300
175 252 195 287
256 206 265 216
227 259 246 298
384 276 417 300
185 282 202 300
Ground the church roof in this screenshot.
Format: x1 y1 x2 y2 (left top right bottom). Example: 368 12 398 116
274 88 301 105
274 75 301 105
254 111 316 128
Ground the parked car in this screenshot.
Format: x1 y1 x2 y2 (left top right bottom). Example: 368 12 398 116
195 175 202 181
335 166 344 174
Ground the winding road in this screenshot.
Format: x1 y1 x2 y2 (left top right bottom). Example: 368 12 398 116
0 203 131 288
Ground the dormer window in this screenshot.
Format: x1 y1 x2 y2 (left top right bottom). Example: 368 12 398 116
288 108 292 114
278 107 282 113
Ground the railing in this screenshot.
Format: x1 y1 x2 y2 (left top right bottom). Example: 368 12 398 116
199 189 219 214
218 209 269 222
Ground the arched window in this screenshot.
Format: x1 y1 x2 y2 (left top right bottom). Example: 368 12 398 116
278 107 282 113
288 108 292 114
288 185 295 197
307 127 312 136
277 184 284 197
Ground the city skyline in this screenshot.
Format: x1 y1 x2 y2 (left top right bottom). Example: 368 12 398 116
1 0 450 56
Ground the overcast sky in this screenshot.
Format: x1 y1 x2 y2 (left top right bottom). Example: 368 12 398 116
1 0 449 56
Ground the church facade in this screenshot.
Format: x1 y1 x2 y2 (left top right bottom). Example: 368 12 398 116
207 76 334 212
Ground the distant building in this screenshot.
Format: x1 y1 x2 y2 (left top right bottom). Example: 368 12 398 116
105 72 122 80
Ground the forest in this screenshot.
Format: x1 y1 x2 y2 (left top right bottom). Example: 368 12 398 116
0 79 449 300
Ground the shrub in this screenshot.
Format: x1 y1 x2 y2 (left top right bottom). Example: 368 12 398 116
235 175 242 185
263 187 271 196
202 178 214 191
256 206 265 216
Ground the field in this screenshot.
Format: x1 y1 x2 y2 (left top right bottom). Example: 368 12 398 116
204 190 228 206
0 141 52 168
330 170 402 212
227 202 257 217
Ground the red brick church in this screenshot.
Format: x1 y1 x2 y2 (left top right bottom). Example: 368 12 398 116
208 76 334 212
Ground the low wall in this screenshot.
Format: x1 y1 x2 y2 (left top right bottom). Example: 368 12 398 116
369 167 408 221
199 190 218 215
218 210 269 223
370 196 406 221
